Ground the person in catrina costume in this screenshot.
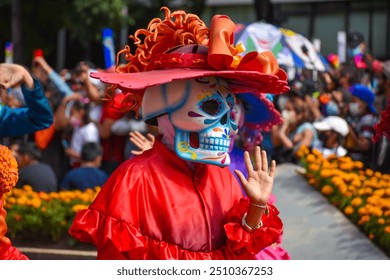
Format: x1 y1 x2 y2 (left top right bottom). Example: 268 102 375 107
69 7 289 260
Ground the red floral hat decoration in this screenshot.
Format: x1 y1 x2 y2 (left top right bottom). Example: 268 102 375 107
93 7 289 114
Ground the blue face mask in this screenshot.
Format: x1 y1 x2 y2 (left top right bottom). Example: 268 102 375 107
326 101 340 116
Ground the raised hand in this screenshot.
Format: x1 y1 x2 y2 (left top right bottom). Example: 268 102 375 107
0 63 34 89
129 131 155 155
234 146 276 231
235 146 275 205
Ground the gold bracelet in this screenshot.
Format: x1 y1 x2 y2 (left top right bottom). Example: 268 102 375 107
241 213 263 232
249 202 269 215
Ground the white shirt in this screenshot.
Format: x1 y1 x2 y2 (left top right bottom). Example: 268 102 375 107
70 122 100 164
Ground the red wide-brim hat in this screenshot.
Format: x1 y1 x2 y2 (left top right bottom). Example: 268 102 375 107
93 8 289 118
91 67 288 95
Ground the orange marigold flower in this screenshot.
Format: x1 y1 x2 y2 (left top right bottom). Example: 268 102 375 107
370 207 383 217
22 185 33 192
39 192 50 201
351 180 361 187
31 198 42 208
358 207 368 215
311 149 322 157
321 185 334 195
344 191 353 197
382 174 390 181
306 154 316 163
365 169 374 177
309 163 320 172
354 161 364 169
358 215 370 225
351 197 363 207
320 169 332 178
339 184 347 194
0 145 19 195
344 205 354 215
385 226 390 234
308 178 317 185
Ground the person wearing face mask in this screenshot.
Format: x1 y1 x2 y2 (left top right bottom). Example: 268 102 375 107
325 99 341 116
345 84 377 167
272 95 318 163
312 116 349 158
56 95 100 168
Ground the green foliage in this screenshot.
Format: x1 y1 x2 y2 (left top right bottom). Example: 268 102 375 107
69 0 135 44
0 0 206 66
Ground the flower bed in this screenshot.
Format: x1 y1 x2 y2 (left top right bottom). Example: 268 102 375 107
3 185 100 243
296 146 390 256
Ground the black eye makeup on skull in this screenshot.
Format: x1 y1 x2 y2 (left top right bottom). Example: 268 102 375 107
199 93 223 116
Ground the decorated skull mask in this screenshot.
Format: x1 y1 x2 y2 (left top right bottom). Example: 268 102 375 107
142 77 238 166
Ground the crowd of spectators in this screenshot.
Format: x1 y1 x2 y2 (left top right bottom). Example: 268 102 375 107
269 31 390 173
1 31 389 193
0 56 149 193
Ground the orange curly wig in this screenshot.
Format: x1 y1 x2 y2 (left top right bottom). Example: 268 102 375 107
116 7 209 73
104 7 211 115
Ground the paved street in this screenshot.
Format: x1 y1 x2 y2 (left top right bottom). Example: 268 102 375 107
273 163 389 260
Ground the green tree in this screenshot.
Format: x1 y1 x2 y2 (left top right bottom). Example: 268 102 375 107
0 0 206 68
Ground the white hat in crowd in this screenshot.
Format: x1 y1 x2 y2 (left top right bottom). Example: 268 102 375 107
313 116 349 137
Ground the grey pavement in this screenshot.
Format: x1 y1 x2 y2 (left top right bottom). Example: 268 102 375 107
273 163 389 260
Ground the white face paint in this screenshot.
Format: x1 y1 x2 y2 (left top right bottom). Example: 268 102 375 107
142 77 238 166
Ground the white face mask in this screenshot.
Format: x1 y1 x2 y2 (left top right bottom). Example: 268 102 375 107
143 77 238 167
349 102 360 117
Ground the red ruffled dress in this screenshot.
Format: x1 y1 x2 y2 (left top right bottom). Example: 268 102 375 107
69 137 283 259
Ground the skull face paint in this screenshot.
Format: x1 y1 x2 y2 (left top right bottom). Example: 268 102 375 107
170 77 238 166
142 77 238 166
